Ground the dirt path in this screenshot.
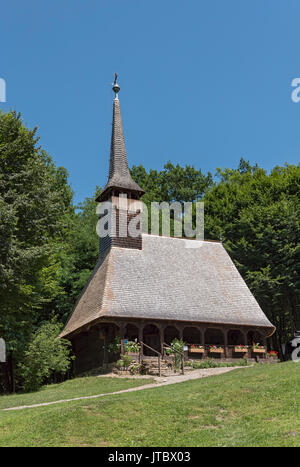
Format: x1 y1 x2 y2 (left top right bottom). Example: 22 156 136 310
3 366 245 412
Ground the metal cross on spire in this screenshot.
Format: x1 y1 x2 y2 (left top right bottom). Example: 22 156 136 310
112 73 120 97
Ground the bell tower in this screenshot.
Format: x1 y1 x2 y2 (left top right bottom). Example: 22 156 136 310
96 75 145 256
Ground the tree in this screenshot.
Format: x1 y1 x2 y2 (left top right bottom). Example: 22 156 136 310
18 320 73 392
131 161 212 204
131 162 212 236
0 110 73 381
54 188 101 323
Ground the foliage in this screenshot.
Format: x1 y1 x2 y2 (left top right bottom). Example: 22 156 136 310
115 359 125 370
136 361 149 375
17 320 73 392
53 188 101 323
115 357 141 373
131 162 212 236
184 358 249 369
0 110 73 365
131 162 212 204
165 338 185 354
165 338 185 370
129 362 141 375
117 355 133 371
252 343 265 349
107 337 121 354
125 341 140 353
107 338 140 354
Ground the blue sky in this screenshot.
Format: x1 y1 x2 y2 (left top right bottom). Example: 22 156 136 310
1 0 300 203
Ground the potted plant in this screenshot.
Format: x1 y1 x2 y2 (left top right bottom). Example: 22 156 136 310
252 343 266 353
107 337 140 358
124 340 140 358
234 344 248 353
189 344 204 353
209 345 224 354
268 350 278 359
165 339 185 371
107 336 121 354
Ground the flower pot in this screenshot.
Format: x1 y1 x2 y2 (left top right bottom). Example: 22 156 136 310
209 348 224 354
189 348 204 353
126 352 140 358
234 347 248 353
252 348 266 353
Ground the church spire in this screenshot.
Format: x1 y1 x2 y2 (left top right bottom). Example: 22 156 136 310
96 74 145 202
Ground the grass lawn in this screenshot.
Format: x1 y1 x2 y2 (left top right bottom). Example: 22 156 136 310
0 375 153 410
1 362 300 446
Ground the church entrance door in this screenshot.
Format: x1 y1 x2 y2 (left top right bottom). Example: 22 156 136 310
143 324 161 356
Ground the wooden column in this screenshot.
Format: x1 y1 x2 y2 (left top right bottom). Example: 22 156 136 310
119 322 125 354
223 329 228 359
159 324 164 356
263 336 267 359
202 328 207 358
138 325 143 358
241 330 249 359
199 328 204 346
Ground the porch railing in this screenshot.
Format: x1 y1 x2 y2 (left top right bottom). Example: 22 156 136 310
139 341 162 377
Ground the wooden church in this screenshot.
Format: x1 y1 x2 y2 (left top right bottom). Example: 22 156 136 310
60 77 275 374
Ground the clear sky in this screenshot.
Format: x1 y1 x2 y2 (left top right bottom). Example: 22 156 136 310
1 0 300 203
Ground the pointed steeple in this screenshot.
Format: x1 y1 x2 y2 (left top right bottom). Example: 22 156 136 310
96 74 145 202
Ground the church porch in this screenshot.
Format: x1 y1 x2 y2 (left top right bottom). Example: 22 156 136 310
70 318 270 374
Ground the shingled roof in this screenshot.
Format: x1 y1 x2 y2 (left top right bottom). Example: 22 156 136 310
96 92 144 202
60 234 275 338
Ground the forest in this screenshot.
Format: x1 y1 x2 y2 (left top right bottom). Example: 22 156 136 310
0 110 299 392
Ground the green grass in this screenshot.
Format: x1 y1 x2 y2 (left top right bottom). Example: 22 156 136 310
0 362 300 446
0 375 153 410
